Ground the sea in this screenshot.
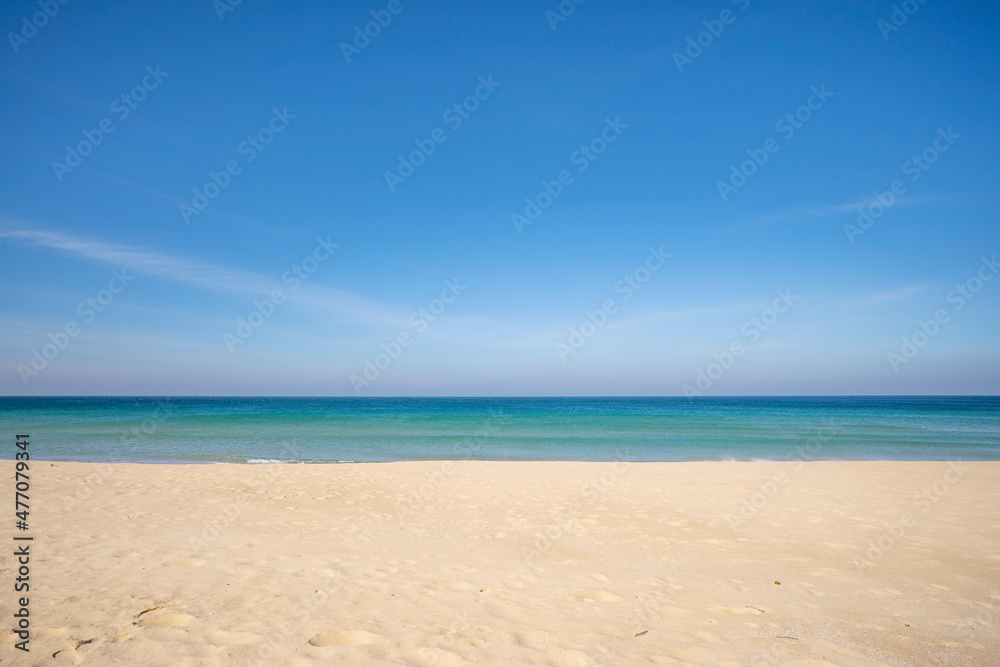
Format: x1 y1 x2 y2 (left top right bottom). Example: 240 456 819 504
2 396 999 464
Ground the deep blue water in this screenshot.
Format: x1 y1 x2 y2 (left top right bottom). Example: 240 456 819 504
2 396 998 463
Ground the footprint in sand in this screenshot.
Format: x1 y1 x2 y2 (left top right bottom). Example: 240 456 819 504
52 637 102 662
515 630 558 650
51 647 81 663
308 630 382 646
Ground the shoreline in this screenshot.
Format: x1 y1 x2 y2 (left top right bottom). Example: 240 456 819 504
26 456 1000 465
4 460 999 665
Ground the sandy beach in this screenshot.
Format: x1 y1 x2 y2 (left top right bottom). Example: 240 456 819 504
3 460 999 666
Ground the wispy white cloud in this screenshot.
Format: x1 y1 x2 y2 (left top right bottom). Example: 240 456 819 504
2 225 407 329
858 285 925 305
4 224 740 351
747 193 956 228
749 200 869 226
2 225 929 360
808 284 926 312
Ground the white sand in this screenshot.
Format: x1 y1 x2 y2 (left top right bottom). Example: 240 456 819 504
3 460 999 665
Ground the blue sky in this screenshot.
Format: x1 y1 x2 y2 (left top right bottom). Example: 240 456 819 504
1 0 998 396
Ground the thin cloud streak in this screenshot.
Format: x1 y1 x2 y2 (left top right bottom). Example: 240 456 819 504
0 226 936 357
746 193 957 228
2 225 407 329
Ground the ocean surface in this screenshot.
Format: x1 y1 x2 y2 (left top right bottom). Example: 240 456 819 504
2 396 999 463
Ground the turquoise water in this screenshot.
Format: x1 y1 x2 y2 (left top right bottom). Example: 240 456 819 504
2 397 999 463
